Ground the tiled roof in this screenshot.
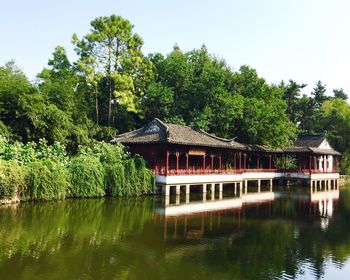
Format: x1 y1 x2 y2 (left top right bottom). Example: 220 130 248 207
290 134 341 155
112 119 341 156
308 147 341 156
112 119 245 149
294 134 325 148
283 146 311 153
246 144 283 153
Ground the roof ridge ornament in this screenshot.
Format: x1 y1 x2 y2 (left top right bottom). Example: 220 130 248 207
144 123 160 134
153 118 170 141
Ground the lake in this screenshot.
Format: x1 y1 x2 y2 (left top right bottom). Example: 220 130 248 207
1 186 350 279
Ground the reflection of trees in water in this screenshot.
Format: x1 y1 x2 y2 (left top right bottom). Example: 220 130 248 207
0 190 350 279
162 190 350 279
0 197 155 279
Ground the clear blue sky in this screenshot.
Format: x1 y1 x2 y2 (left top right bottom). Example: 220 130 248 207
1 0 349 95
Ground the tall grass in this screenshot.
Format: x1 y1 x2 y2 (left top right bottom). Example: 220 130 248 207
105 157 154 197
105 162 125 196
68 156 105 198
25 159 70 201
0 160 26 199
133 156 154 195
1 139 154 201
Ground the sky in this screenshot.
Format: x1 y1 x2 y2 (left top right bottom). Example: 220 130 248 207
1 0 349 95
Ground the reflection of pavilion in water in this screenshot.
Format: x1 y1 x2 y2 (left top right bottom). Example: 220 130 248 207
154 189 340 240
292 190 339 230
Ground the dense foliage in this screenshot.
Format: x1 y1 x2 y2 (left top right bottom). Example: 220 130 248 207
0 13 349 177
25 159 69 201
0 138 154 200
0 160 26 199
68 156 105 198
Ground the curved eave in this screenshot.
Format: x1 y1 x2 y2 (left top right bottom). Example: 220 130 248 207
114 139 247 150
168 140 247 150
308 148 341 156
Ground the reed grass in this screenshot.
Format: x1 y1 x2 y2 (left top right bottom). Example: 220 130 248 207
25 159 70 201
68 155 106 198
1 140 154 201
0 160 26 199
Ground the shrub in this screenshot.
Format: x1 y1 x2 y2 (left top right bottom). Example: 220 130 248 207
140 167 155 195
35 139 68 165
0 160 26 199
68 155 105 198
122 157 154 196
0 138 68 166
134 157 154 195
105 163 125 196
1 139 154 200
78 141 128 164
25 159 70 201
0 121 12 138
124 159 137 196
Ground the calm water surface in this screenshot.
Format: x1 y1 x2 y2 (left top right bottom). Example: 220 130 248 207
1 186 350 280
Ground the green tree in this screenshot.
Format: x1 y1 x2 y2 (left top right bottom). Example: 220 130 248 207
0 60 91 151
299 81 330 133
322 98 350 173
333 88 348 100
296 94 313 132
37 46 78 112
146 47 295 147
322 98 350 152
232 66 296 147
313 80 328 105
141 82 174 122
0 61 39 141
146 46 244 136
281 80 307 124
73 15 153 130
37 47 93 152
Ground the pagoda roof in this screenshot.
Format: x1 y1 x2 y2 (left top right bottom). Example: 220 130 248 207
112 119 341 156
308 147 341 156
288 134 341 155
294 134 326 148
112 118 245 149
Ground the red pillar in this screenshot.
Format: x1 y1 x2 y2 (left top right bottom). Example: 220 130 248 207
203 155 206 172
185 153 189 174
219 156 222 173
309 155 312 173
239 153 242 170
152 152 156 174
175 151 180 174
210 155 214 173
269 155 272 170
257 155 260 170
234 153 237 170
244 153 247 170
165 149 169 176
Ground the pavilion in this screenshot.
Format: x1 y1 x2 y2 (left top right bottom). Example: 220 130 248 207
112 118 341 196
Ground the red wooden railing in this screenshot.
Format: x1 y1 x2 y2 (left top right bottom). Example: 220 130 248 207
155 167 339 176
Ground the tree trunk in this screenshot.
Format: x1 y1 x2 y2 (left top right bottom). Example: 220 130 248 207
95 90 99 125
108 76 112 128
107 40 112 129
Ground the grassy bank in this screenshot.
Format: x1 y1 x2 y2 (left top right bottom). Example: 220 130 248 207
0 138 154 202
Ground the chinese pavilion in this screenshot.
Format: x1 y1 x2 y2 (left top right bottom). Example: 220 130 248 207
112 118 341 196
